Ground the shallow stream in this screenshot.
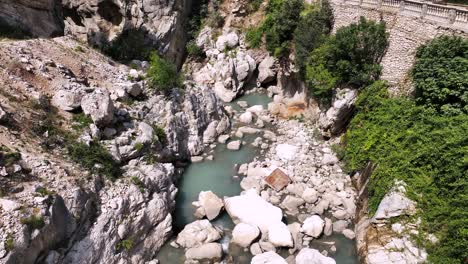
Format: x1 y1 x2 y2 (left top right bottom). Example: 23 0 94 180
156 93 358 263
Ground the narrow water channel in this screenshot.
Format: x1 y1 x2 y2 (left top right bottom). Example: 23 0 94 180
156 93 358 263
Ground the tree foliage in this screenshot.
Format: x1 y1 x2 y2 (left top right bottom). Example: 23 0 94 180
412 36 468 115
146 53 182 93
304 17 388 100
294 0 334 74
344 81 468 263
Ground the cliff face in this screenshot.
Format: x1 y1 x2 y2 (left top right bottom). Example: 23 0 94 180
0 0 64 37
62 0 192 66
0 0 192 65
0 37 228 264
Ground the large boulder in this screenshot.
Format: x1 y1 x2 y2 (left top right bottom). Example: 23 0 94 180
216 32 239 51
268 222 294 247
319 88 357 137
81 89 114 127
231 223 260 247
300 215 325 238
275 144 298 161
251 251 287 264
52 89 82 111
295 248 336 264
185 243 223 261
373 184 416 220
257 56 276 85
224 189 285 234
176 220 222 248
196 191 224 220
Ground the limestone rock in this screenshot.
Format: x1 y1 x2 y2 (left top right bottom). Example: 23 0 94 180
275 144 298 161
197 191 224 220
251 251 287 264
81 89 114 127
185 243 222 260
268 222 294 247
231 223 260 247
52 89 82 111
176 220 222 248
227 140 242 150
300 215 325 238
319 88 357 137
295 248 336 264
224 189 284 233
257 56 276 85
342 229 356 240
374 190 416 220
239 111 253 123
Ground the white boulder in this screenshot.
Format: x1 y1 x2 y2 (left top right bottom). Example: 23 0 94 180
197 191 224 220
176 220 222 248
268 222 294 247
224 189 284 233
275 144 298 161
239 111 253 123
301 215 325 238
185 243 222 260
251 251 287 264
227 140 242 150
295 248 336 264
232 223 260 247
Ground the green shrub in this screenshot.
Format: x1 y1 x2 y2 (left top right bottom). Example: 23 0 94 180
5 234 13 252
304 17 388 100
186 41 205 59
294 0 333 74
72 113 93 131
152 124 168 146
246 26 264 48
116 239 134 251
328 17 388 86
20 215 45 230
0 146 21 167
133 142 144 152
247 0 263 13
146 53 182 93
66 140 121 180
344 81 468 263
412 36 468 115
130 176 145 193
35 187 54 197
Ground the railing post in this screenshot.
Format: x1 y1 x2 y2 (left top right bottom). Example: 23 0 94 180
359 0 363 6
399 0 405 12
448 9 456 24
421 4 428 18
378 0 383 9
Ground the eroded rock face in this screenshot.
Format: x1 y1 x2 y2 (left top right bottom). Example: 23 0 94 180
63 162 177 263
62 0 191 66
0 0 64 37
319 88 357 137
81 89 115 127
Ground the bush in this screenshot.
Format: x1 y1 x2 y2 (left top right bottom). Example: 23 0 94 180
246 26 264 49
412 36 468 115
344 81 468 263
247 0 263 13
0 146 21 167
186 41 205 59
146 53 182 93
205 11 224 28
304 17 388 100
66 140 121 180
294 0 334 74
328 17 388 86
20 215 45 230
152 124 168 146
72 113 93 131
116 239 134 251
5 235 13 252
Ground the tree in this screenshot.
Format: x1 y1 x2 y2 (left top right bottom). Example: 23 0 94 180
146 53 182 93
412 36 468 115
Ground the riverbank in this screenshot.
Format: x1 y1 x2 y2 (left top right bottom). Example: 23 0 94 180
156 91 359 263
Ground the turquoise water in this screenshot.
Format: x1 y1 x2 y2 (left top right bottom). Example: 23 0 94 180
228 93 272 111
156 93 358 263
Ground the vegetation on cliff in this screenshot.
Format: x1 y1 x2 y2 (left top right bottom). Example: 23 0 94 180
344 36 468 263
147 53 183 93
305 17 388 100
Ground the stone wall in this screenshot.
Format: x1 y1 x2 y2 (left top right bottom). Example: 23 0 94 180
330 0 468 94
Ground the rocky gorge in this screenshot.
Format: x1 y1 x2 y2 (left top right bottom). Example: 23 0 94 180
0 0 466 263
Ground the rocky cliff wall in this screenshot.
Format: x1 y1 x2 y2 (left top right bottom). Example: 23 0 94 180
330 0 468 94
0 0 64 37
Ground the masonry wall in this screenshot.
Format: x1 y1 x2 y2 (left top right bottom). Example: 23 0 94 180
330 0 468 94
